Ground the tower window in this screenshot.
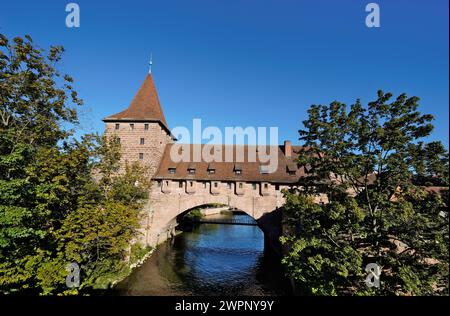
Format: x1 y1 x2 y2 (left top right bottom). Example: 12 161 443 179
130 123 134 130
140 138 145 145
139 153 144 160
115 123 120 130
144 124 149 130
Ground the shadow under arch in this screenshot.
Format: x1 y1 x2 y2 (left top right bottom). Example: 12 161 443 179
171 203 283 256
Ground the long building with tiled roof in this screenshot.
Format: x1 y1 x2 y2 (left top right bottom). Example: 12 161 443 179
154 143 305 184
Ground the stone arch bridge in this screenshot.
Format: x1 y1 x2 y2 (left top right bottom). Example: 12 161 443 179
141 181 288 255
102 72 329 255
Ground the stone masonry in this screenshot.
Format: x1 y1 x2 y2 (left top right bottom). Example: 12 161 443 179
104 121 172 177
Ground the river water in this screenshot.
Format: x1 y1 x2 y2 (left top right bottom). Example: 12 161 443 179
115 213 291 296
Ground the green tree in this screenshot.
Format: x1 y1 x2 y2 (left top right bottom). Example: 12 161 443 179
0 33 150 294
281 91 449 295
0 33 83 293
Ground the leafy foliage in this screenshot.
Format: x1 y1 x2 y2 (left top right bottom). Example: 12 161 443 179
0 34 149 295
281 91 449 295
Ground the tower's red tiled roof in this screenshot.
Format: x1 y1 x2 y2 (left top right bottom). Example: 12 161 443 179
103 73 169 129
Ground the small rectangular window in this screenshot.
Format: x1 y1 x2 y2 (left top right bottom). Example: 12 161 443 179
157 181 162 187
214 182 218 188
252 183 257 190
239 183 243 189
168 168 176 174
207 163 215 175
179 181 183 188
235 170 242 175
260 166 269 174
130 123 134 130
275 184 280 190
139 153 144 160
140 138 145 145
115 123 120 130
144 124 149 130
188 168 196 174
203 182 207 189
227 182 232 189
264 183 268 189
190 181 194 187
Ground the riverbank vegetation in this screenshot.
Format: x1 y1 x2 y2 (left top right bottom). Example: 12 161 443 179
185 209 204 220
281 92 449 295
0 33 150 295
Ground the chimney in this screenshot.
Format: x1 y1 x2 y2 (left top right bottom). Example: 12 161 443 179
284 140 292 157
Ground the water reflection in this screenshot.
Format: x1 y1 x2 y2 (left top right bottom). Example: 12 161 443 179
115 213 291 296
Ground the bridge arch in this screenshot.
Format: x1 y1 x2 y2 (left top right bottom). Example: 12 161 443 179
145 191 284 255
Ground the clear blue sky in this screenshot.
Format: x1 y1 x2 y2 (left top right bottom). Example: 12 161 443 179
1 0 448 146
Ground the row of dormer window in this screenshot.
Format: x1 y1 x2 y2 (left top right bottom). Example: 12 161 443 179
167 165 296 175
169 167 238 175
119 156 296 175
157 180 275 190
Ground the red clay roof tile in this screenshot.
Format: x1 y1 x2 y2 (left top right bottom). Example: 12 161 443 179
154 144 306 183
103 73 169 130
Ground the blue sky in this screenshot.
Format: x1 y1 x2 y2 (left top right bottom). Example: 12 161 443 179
0 0 448 146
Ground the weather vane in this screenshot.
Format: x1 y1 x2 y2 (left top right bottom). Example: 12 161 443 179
149 53 153 74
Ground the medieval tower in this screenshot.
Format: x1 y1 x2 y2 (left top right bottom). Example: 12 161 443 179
102 72 174 177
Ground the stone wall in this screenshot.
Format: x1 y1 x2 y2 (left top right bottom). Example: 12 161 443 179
138 180 328 255
104 121 172 177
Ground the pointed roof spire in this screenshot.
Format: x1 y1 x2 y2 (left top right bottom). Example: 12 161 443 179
103 72 169 131
149 53 153 74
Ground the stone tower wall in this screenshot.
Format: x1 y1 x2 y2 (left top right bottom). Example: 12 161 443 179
104 121 172 178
